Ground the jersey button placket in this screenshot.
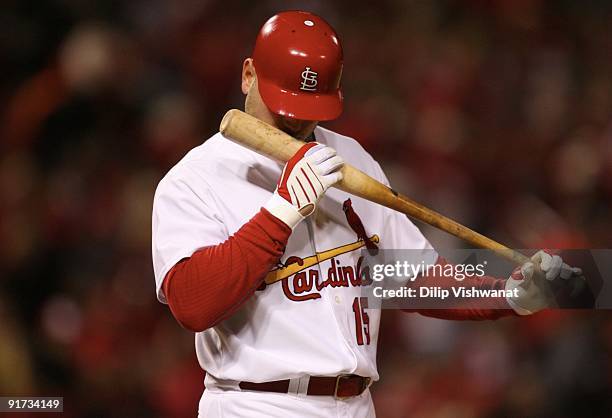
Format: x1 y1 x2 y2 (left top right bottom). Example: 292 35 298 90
306 216 356 347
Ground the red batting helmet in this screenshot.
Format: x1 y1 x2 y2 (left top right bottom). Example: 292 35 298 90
252 11 343 121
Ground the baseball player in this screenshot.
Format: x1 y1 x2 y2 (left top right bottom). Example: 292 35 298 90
152 11 581 417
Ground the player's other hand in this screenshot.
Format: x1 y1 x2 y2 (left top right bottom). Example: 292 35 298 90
505 250 583 315
264 142 344 229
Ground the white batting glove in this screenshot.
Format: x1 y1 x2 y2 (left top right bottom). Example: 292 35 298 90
264 142 343 229
505 250 582 315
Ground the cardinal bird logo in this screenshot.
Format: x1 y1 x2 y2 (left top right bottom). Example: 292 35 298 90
342 199 378 253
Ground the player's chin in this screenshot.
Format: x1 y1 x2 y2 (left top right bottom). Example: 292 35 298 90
276 117 317 140
288 125 318 140
282 127 308 140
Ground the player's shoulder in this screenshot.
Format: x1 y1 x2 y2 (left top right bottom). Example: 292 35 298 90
314 126 385 181
155 131 255 195
315 126 364 153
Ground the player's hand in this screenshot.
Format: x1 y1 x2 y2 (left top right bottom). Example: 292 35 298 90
505 250 582 315
264 142 343 229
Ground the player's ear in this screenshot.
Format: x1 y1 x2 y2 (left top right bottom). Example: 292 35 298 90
242 58 256 94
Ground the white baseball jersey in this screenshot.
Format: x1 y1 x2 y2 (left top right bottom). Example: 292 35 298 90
152 125 437 388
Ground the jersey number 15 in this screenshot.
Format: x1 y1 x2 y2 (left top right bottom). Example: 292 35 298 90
352 297 370 345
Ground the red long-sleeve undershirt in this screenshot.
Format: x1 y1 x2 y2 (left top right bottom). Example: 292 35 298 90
162 213 516 333
401 256 517 320
162 208 291 332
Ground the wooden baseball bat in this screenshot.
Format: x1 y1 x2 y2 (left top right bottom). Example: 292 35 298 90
219 109 529 265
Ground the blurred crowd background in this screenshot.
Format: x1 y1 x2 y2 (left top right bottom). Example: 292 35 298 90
1 0 611 417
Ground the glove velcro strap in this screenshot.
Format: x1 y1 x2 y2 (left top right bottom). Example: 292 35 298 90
263 194 305 230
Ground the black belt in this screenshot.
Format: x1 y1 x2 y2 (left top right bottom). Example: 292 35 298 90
238 374 372 399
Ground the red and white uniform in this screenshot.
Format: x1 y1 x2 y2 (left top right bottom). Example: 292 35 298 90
152 126 437 417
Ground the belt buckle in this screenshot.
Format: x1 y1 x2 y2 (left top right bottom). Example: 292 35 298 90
334 375 372 400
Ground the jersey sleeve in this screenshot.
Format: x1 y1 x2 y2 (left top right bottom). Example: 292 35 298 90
152 167 228 303
373 161 438 265
402 256 516 320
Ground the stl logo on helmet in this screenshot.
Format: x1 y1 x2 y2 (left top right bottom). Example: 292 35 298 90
300 67 318 92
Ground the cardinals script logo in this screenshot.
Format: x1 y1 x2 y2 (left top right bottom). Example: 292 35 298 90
300 67 318 91
261 199 380 302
